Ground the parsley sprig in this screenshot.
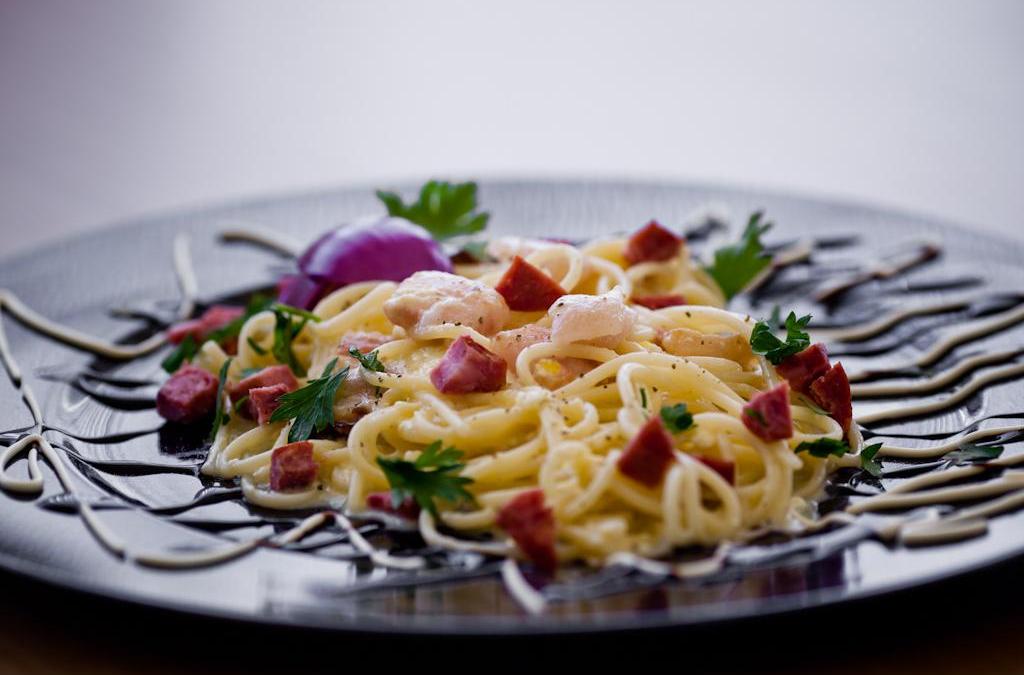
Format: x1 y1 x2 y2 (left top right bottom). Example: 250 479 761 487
161 335 198 373
704 211 772 300
270 357 348 443
796 438 884 476
376 180 489 241
943 444 1004 466
271 304 320 377
209 358 233 442
376 440 475 516
660 403 695 433
161 294 274 374
349 348 385 373
750 311 812 365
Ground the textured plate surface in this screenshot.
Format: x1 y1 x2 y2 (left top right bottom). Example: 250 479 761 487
0 179 1022 635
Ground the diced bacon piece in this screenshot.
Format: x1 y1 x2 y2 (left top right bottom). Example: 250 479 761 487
776 343 830 394
695 456 736 484
384 271 510 337
532 356 593 390
366 491 421 519
660 327 754 365
810 362 853 434
156 365 219 424
249 383 290 425
617 416 676 487
270 441 317 491
742 383 793 441
430 336 507 394
495 489 557 573
227 365 298 401
624 220 684 265
338 331 392 355
167 304 245 345
491 325 552 369
494 256 566 312
549 289 636 349
633 294 687 310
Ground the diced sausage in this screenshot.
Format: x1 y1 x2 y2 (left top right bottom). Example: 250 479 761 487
617 415 676 487
383 271 510 337
549 290 636 349
249 383 290 425
494 256 565 311
168 304 245 346
660 327 754 365
623 220 684 265
776 343 830 394
430 336 507 394
156 365 219 424
270 441 317 491
228 365 298 401
633 294 687 310
695 456 735 484
810 362 853 434
495 489 557 573
338 331 392 355
366 491 421 519
742 383 793 441
491 325 552 368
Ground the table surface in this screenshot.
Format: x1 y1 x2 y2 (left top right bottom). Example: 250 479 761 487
1 2 1023 673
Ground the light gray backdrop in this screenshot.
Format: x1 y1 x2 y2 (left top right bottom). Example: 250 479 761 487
1 0 1021 253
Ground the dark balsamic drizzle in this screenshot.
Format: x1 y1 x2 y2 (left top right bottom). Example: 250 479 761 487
2 218 1024 614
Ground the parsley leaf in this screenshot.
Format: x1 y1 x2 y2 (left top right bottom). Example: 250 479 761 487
639 387 648 410
704 211 773 300
376 180 489 241
161 334 198 373
270 358 348 443
246 336 267 355
795 437 850 458
943 444 1004 465
349 348 385 373
270 304 320 377
376 440 475 516
749 311 812 365
859 443 884 477
209 358 232 442
660 403 694 433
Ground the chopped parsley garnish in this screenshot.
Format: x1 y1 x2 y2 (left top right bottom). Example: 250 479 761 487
639 387 648 410
749 311 812 365
270 358 348 443
660 403 694 433
376 180 489 241
943 444 1004 465
349 347 385 373
859 443 884 477
704 211 772 300
376 440 475 516
795 437 850 458
209 358 233 442
232 395 250 413
161 334 197 373
246 336 267 355
161 294 274 374
270 304 321 377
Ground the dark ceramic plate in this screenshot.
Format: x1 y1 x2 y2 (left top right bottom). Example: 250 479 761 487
1 180 1022 635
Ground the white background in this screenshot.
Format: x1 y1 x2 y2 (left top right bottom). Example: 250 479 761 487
1 0 1022 254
